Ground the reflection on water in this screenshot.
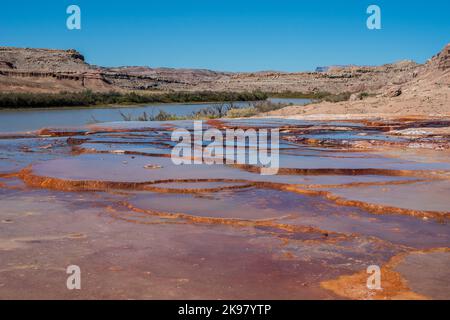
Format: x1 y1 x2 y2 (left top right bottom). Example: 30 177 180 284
1 117 448 299
0 102 243 132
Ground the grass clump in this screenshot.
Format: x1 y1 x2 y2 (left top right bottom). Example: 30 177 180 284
117 100 290 122
119 110 182 121
118 102 238 122
226 107 258 118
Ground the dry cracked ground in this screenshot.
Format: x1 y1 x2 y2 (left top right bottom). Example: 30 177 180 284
0 117 449 299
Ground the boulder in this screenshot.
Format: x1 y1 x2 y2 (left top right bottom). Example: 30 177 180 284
384 86 402 98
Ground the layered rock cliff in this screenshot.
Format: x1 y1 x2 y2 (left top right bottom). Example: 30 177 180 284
0 45 446 96
266 43 450 118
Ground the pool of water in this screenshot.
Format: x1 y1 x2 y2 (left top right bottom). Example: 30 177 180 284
1 117 449 299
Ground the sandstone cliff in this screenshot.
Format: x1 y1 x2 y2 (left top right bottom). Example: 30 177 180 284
266 43 450 118
0 45 446 99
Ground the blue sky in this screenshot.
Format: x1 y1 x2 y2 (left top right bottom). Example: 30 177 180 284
0 0 449 71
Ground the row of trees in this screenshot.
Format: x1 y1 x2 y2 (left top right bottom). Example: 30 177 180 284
0 90 269 109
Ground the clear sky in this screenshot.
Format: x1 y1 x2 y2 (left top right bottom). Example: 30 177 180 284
0 0 449 71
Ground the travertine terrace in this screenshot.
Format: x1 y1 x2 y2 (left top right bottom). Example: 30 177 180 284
0 43 449 300
0 117 449 299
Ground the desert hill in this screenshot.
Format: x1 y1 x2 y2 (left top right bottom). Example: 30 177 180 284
265 43 449 118
0 45 427 95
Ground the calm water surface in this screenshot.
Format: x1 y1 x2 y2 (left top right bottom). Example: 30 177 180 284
0 98 309 132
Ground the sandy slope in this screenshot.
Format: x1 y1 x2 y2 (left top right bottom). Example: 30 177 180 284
265 44 450 120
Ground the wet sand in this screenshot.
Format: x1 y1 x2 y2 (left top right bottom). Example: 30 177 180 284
0 118 449 299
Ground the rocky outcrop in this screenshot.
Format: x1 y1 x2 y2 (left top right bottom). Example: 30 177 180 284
266 43 450 118
0 47 216 92
0 44 446 95
0 61 14 69
204 61 419 94
383 86 402 98
0 47 88 72
428 43 450 71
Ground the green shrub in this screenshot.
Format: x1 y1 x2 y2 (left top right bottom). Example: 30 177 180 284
0 90 269 109
226 107 258 118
